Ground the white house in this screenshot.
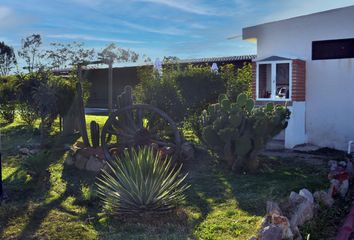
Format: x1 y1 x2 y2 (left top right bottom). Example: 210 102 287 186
242 5 354 150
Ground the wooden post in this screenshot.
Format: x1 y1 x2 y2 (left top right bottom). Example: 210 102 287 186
108 59 113 112
77 64 90 147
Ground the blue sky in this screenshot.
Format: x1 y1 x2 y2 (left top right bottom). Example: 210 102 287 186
1 0 354 64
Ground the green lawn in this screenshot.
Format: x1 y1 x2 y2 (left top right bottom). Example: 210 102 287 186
0 116 330 240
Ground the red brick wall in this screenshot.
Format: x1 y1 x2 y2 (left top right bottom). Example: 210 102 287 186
291 60 306 101
252 62 257 99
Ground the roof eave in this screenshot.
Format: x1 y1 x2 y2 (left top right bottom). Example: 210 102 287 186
242 26 258 43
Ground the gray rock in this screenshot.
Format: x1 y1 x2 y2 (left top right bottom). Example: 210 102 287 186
19 147 31 155
86 156 104 172
328 160 337 171
181 142 195 161
64 154 75 166
299 188 314 203
292 226 303 240
289 192 307 205
346 160 353 177
259 225 283 240
314 190 334 207
29 149 39 155
270 213 293 239
289 197 314 227
74 153 88 170
339 179 349 197
266 201 282 215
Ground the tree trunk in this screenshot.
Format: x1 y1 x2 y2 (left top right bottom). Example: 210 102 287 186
224 142 235 168
245 151 260 173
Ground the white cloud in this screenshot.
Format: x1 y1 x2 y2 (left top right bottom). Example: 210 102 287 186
0 6 12 20
135 0 227 16
0 6 20 29
120 20 186 35
46 34 144 44
190 22 207 30
70 0 104 7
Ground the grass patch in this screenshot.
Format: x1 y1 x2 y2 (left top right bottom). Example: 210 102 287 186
0 117 330 239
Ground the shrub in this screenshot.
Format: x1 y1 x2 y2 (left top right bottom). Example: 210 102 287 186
21 151 51 179
135 62 252 125
135 65 186 122
96 147 189 215
0 76 16 123
222 63 252 101
15 69 76 140
18 103 39 126
0 104 15 123
200 93 290 173
175 64 225 114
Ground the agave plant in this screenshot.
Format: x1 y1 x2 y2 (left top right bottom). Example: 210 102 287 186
96 147 189 215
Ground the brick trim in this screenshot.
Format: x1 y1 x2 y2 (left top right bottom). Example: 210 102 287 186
291 60 306 101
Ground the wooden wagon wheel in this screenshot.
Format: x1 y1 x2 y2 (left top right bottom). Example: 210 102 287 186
101 104 181 162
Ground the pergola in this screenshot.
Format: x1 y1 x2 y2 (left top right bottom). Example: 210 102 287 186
77 58 114 111
65 58 114 147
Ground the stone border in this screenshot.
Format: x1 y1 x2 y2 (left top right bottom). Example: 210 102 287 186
251 158 353 240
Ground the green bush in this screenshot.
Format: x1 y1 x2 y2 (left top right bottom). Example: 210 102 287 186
16 70 77 133
201 93 290 173
175 64 225 114
21 151 51 179
96 147 189 215
135 65 186 122
0 76 16 123
18 103 39 126
135 62 252 125
222 63 252 101
0 104 15 123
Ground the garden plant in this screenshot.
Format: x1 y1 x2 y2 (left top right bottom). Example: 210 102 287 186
96 146 189 215
201 93 290 172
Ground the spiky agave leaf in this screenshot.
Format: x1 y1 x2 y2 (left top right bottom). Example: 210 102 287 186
96 147 189 215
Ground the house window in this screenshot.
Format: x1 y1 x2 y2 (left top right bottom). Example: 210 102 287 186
257 61 291 100
312 38 354 60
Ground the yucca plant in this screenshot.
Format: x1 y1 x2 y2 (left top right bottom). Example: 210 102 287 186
96 147 189 215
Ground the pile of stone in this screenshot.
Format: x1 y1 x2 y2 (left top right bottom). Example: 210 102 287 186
328 159 353 198
18 144 40 156
64 141 195 173
251 157 354 240
251 188 320 240
64 142 107 173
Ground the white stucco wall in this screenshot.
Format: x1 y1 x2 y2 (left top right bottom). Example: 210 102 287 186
285 102 306 148
243 6 354 150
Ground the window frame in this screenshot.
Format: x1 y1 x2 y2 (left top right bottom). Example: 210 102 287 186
256 60 292 101
312 38 354 60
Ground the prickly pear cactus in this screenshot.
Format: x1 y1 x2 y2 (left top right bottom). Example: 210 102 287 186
90 120 100 148
201 93 290 173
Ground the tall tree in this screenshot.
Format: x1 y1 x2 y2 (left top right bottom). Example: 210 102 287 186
0 41 17 76
98 43 139 63
18 34 42 73
44 41 95 69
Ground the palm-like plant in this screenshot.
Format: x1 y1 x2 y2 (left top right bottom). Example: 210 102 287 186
96 147 189 215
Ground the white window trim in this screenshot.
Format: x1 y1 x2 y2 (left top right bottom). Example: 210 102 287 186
256 60 292 101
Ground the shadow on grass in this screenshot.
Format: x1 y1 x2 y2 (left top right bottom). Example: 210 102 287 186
0 128 95 239
222 155 329 216
183 148 230 227
181 150 329 240
13 160 98 239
